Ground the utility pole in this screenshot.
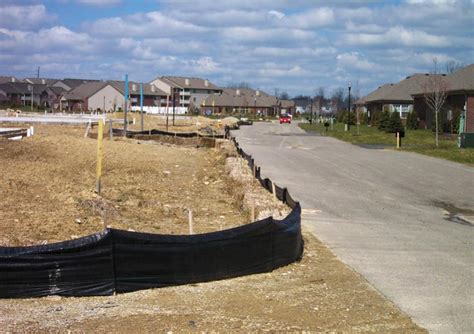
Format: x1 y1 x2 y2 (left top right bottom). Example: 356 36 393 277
140 83 144 132
31 85 34 111
37 67 40 79
347 82 352 131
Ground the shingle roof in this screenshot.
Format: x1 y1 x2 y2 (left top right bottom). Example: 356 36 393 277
160 76 221 90
0 76 21 84
361 74 446 104
60 78 100 90
24 78 58 85
47 86 67 95
64 82 110 100
445 64 474 92
280 99 295 108
0 82 47 95
108 81 167 96
202 88 278 108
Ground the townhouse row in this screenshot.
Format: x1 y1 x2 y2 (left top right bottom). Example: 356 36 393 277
0 75 295 117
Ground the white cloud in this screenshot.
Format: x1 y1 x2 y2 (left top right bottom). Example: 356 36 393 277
0 5 54 29
336 52 378 72
268 10 285 20
87 11 208 37
343 26 451 47
0 26 96 53
288 8 335 28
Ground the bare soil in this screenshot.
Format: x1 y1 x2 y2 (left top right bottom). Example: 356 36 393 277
0 122 425 332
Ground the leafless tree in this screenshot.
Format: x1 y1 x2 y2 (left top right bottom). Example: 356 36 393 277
446 60 464 74
423 59 450 147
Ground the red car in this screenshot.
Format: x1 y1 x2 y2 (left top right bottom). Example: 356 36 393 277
279 113 292 124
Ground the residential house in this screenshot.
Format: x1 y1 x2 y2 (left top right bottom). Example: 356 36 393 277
411 64 474 132
357 73 447 124
41 86 68 110
0 82 46 106
150 76 222 111
200 88 279 116
279 99 296 115
63 82 124 112
108 81 167 108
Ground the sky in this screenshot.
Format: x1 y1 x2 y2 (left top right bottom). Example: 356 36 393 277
0 0 473 97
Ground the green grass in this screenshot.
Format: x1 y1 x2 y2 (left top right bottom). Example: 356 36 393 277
299 122 474 166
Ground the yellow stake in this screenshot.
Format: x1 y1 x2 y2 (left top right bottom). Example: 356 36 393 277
96 120 104 194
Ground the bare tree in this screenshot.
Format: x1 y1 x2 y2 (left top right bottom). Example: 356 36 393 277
446 60 464 74
423 59 449 147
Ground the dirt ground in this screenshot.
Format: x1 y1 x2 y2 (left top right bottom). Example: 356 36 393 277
0 121 425 332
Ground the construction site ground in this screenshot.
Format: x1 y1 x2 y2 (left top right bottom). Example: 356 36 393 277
0 117 425 332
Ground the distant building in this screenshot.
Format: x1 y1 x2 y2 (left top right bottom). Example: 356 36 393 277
0 82 46 106
150 76 222 111
200 88 279 116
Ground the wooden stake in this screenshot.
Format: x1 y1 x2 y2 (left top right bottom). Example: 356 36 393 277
272 181 277 201
109 119 113 140
95 120 104 194
396 132 400 149
84 120 91 138
188 209 193 235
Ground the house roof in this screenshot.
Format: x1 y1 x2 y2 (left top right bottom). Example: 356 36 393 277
47 86 67 95
280 99 296 108
159 76 221 90
24 78 58 85
360 73 447 104
202 88 278 108
445 63 474 92
0 76 21 84
0 82 47 95
59 78 100 90
108 81 167 96
64 82 110 100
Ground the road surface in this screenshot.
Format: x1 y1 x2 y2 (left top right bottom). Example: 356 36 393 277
232 121 474 333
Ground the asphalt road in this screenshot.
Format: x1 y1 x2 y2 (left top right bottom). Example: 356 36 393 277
232 121 474 334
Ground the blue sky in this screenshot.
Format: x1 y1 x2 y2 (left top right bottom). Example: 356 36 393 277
0 0 473 97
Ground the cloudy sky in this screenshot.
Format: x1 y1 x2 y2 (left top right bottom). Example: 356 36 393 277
0 0 473 97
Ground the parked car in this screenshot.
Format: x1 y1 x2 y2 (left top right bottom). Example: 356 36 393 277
279 113 291 124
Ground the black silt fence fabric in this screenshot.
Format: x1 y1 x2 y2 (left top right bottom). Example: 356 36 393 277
0 135 303 298
112 128 225 139
0 231 114 298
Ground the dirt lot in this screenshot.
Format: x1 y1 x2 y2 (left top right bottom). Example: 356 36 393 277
0 121 425 332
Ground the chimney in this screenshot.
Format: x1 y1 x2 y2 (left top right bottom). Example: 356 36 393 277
151 85 156 92
256 90 260 96
185 78 190 86
132 83 137 92
41 79 45 84
11 77 15 83
204 79 209 87
236 89 240 96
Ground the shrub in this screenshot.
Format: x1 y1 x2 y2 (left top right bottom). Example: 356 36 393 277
378 110 390 131
388 111 404 133
406 110 419 130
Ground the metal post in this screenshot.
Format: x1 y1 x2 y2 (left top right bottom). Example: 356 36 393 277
172 88 176 126
348 82 352 131
140 83 144 131
124 74 129 135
